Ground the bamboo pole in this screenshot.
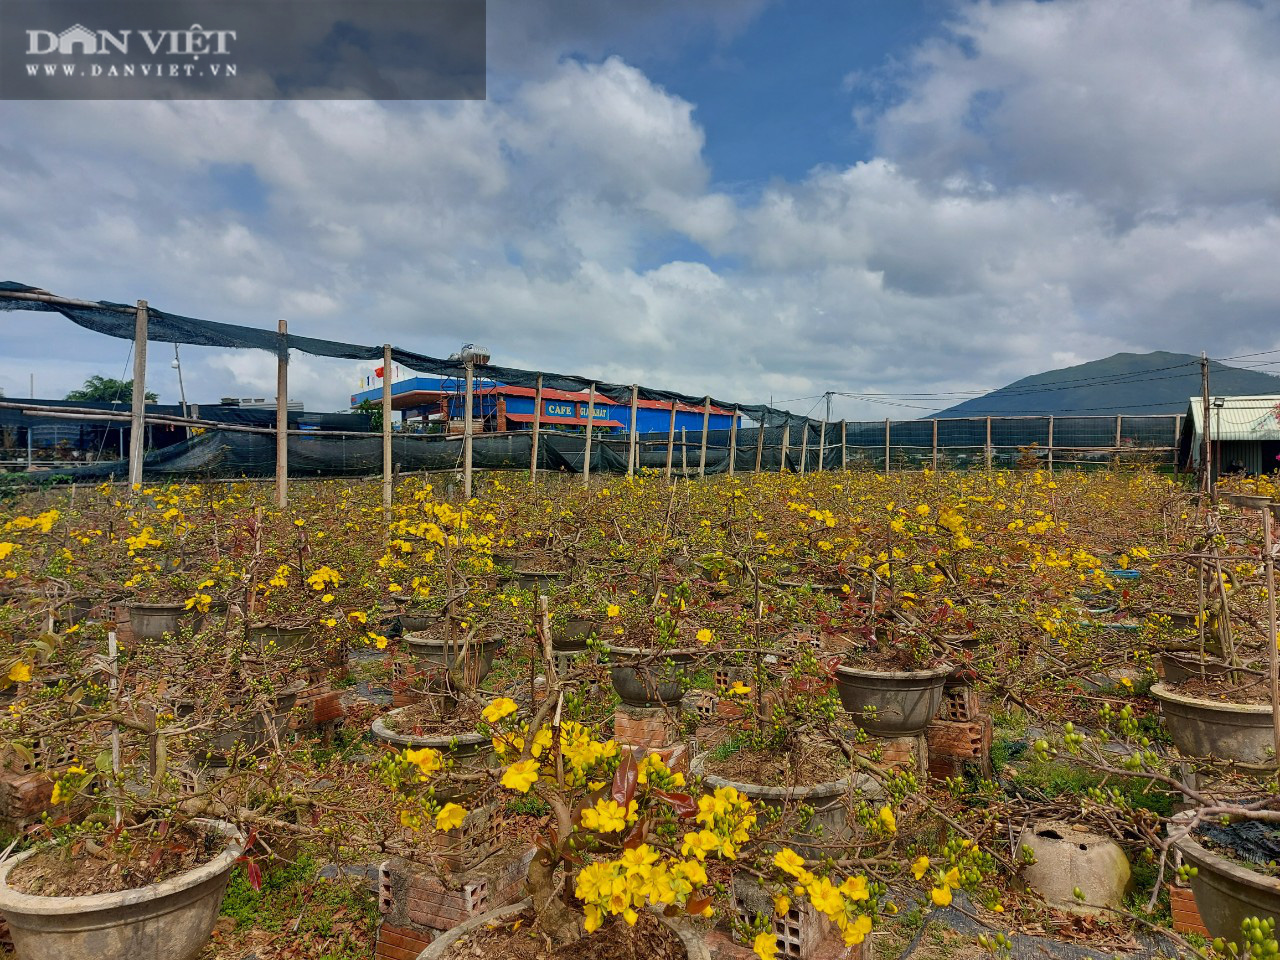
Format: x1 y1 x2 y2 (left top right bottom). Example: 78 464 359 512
779 422 789 473
665 401 677 480
128 300 148 492
798 420 809 476
841 421 847 471
627 384 639 477
931 418 938 472
985 416 992 475
1115 414 1123 464
816 419 826 473
727 407 739 476
463 360 475 499
381 344 393 510
698 397 711 477
1047 416 1054 473
680 426 687 476
754 417 765 474
275 318 288 508
582 383 596 486
530 374 543 481
883 418 890 475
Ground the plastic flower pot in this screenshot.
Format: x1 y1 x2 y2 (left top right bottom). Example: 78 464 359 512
0 819 244 960
413 897 711 960
1150 683 1277 768
833 662 952 737
1174 830 1280 942
602 646 694 707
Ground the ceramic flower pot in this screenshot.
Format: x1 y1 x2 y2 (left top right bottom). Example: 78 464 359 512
0 819 244 960
833 662 952 736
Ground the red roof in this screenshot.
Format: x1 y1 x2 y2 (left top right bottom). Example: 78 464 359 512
505 411 625 428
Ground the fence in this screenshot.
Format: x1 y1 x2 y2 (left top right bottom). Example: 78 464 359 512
3 412 1183 483
0 282 1184 499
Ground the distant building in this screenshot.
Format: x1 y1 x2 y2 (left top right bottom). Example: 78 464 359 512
1178 395 1280 479
350 370 739 435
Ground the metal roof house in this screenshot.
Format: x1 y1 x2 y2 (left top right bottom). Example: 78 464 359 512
1178 395 1280 479
350 368 739 436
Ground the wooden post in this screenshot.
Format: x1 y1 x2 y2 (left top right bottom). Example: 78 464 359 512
985 416 993 474
1262 506 1280 763
680 426 688 475
799 420 809 476
1047 416 1055 473
627 384 639 477
754 417 766 474
698 397 710 477
463 361 475 499
1174 414 1182 470
127 300 148 491
582 383 596 486
727 407 739 476
1115 414 1123 464
381 344 393 510
779 422 790 473
883 418 890 474
530 374 543 481
664 401 677 480
1201 353 1212 498
841 421 847 471
931 418 938 472
816 419 826 473
275 318 288 508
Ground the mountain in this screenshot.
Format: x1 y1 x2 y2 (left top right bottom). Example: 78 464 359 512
934 351 1280 418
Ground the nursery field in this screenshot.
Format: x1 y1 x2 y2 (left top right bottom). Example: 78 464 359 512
0 466 1277 960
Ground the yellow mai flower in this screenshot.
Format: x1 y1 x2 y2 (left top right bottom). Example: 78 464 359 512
7 661 32 683
434 802 466 831
501 759 540 793
773 847 807 878
696 628 714 645
773 894 790 916
580 798 628 833
403 747 442 779
727 681 751 696
911 855 930 880
878 805 897 833
931 884 952 907
481 697 518 724
842 913 873 946
840 875 869 901
607 604 621 617
753 931 777 960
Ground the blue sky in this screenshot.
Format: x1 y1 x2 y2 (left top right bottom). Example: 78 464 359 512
634 0 944 188
2 0 1280 418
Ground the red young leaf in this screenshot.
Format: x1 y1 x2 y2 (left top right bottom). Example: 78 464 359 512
654 790 698 818
685 895 713 916
611 750 639 807
244 858 263 892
